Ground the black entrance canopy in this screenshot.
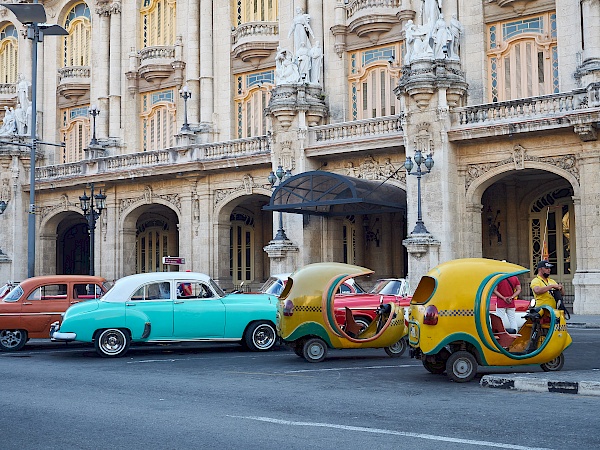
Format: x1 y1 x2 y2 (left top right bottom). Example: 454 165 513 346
263 171 406 216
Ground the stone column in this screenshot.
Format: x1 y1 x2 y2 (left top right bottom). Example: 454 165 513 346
185 0 200 127
199 0 213 126
555 0 582 92
92 7 110 139
576 0 600 85
403 235 441 294
108 3 122 138
325 1 348 122
572 149 600 314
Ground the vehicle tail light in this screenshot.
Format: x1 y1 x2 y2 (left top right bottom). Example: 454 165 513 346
283 299 294 316
423 305 438 325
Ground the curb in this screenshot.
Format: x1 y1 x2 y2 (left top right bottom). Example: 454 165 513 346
480 375 600 396
567 323 600 329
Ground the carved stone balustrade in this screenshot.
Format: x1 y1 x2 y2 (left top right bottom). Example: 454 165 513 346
232 22 279 65
305 114 404 157
138 45 177 82
450 89 600 142
0 83 16 108
57 66 91 99
34 135 272 186
346 0 402 43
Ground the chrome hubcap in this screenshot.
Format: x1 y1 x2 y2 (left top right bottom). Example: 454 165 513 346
0 330 22 349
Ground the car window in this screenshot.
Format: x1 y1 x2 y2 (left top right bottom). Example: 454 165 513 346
131 282 171 301
27 284 68 301
73 283 105 300
263 278 285 296
176 281 214 299
209 280 225 297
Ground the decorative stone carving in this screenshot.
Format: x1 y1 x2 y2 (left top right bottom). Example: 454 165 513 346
465 149 580 191
342 156 407 184
574 124 598 142
214 178 264 206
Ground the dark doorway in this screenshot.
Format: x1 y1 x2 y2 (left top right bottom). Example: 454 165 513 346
61 223 89 275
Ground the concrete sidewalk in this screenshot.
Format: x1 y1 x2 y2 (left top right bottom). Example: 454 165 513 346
480 313 600 396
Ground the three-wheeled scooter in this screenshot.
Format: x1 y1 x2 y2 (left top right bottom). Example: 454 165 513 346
408 258 572 382
277 262 408 362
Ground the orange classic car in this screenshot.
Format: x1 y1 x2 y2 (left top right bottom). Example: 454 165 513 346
0 275 110 351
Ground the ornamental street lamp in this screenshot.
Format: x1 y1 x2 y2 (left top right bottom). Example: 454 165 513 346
179 85 191 132
404 150 434 234
1 2 68 277
79 184 106 276
268 165 292 241
89 105 100 146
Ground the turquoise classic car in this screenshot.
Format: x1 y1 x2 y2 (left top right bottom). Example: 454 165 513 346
50 272 278 357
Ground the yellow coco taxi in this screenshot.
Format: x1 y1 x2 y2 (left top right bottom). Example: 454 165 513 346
408 258 572 382
277 262 408 363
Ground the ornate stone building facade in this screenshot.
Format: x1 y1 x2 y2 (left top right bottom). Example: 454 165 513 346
0 0 599 313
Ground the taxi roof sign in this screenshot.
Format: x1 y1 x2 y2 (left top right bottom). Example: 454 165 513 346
163 257 185 265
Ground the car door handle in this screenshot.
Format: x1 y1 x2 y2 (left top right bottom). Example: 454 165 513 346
125 303 136 306
174 301 184 304
71 301 79 304
23 302 32 305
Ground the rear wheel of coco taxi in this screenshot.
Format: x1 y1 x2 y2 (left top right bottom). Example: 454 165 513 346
446 351 478 382
302 337 327 363
541 353 565 372
385 336 407 357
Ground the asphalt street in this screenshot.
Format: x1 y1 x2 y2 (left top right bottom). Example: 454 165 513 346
1 324 599 450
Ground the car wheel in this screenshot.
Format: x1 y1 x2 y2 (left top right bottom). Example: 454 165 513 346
541 353 565 372
446 351 478 382
0 329 27 352
95 329 130 358
422 358 446 374
385 336 407 357
302 337 327 363
244 321 276 351
293 344 304 357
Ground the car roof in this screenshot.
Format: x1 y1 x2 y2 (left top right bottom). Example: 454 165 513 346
18 275 107 289
114 272 213 286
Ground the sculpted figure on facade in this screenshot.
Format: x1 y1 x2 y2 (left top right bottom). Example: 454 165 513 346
449 14 463 60
0 107 16 136
15 73 31 135
309 40 323 85
432 14 452 59
421 0 442 35
296 41 311 82
288 7 314 55
404 20 431 63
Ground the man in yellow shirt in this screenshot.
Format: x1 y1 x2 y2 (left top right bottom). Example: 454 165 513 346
530 260 563 309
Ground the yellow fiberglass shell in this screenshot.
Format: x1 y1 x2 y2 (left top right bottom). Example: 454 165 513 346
407 258 572 366
277 262 406 349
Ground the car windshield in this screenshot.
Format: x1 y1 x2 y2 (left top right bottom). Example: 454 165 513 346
370 280 402 296
210 279 225 297
3 285 23 302
261 277 286 296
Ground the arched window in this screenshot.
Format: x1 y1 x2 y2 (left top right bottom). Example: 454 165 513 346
348 44 402 121
0 25 18 84
136 219 170 273
141 89 176 151
487 12 558 102
234 0 278 25
141 0 176 48
63 3 91 68
234 70 273 138
230 211 255 285
60 106 90 163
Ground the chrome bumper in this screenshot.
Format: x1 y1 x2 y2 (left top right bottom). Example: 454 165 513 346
49 321 76 341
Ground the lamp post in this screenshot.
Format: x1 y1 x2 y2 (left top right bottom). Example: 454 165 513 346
79 184 106 276
88 105 100 146
179 85 191 132
1 2 68 277
404 150 434 234
267 165 292 240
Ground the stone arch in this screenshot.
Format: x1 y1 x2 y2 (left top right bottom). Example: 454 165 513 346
213 187 273 290
119 200 180 276
39 207 87 275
